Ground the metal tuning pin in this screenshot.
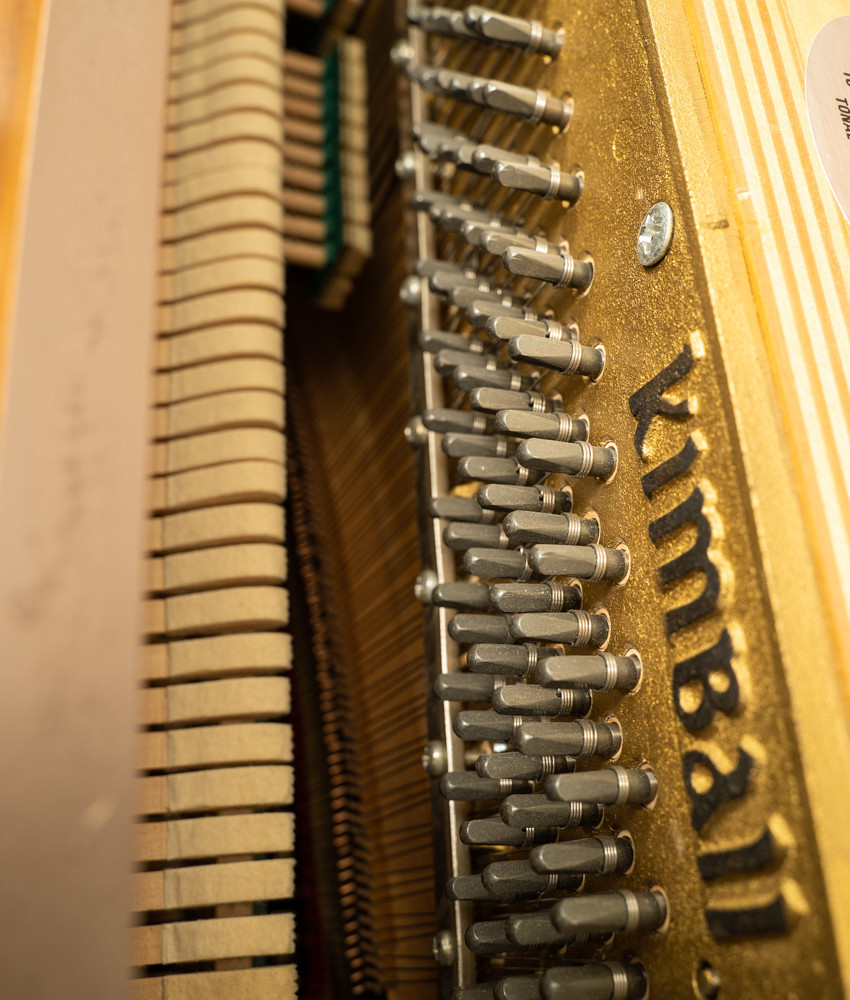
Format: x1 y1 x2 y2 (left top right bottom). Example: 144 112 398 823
431 580 491 611
418 328 487 354
531 834 635 876
492 684 592 718
469 387 561 415
459 816 559 847
536 652 642 691
461 211 529 239
434 203 522 236
440 770 533 801
478 483 573 514
528 543 629 583
494 409 588 442
542 963 648 1000
546 765 658 808
465 919 527 956
502 246 593 291
452 287 514 311
415 258 473 280
509 336 605 379
476 751 574 780
466 642 560 677
480 230 565 258
494 975 545 1000
508 610 611 647
443 521 509 550
422 408 494 436
412 120 467 157
429 269 494 295
551 889 668 939
487 316 578 343
452 366 535 393
405 62 441 92
453 709 534 741
501 794 603 830
452 985 498 1000
433 672 494 700
514 718 623 758
441 433 514 459
462 220 529 250
502 510 599 547
506 909 567 948
463 6 564 58
410 188 466 213
463 546 531 580
446 874 493 902
457 456 543 488
438 137 479 169
448 613 512 645
481 859 583 901
467 299 540 328
472 144 539 174
492 162 581 204
433 350 499 377
475 80 572 130
408 5 480 41
428 495 498 522
489 581 582 614
517 439 617 479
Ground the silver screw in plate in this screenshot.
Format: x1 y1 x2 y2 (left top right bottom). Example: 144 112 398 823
394 150 416 181
404 415 428 448
431 928 456 966
421 739 448 776
413 568 438 603
636 202 674 267
399 274 422 307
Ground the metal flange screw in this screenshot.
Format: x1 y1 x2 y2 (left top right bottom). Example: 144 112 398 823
404 415 428 448
694 961 721 1000
395 150 416 181
637 202 674 267
399 274 422 307
431 928 456 966
421 739 448 776
414 568 438 603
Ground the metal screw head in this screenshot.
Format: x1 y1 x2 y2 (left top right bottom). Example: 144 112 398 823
414 568 438 603
421 739 448 776
404 415 428 448
390 40 415 68
431 928 456 966
694 961 721 1000
637 201 674 267
399 274 422 307
395 150 416 181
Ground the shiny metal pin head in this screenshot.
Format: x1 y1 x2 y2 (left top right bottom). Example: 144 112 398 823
507 610 611 647
531 835 634 876
463 5 564 57
492 161 581 204
488 580 582 613
494 408 588 442
502 246 593 291
508 335 605 379
478 482 573 514
422 408 494 436
431 580 491 611
517 438 616 478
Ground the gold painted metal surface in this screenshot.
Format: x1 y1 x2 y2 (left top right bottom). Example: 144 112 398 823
424 0 848 993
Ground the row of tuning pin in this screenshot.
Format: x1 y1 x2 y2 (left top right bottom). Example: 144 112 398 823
398 4 666 1000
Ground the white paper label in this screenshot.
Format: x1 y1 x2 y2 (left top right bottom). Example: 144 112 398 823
806 15 850 224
